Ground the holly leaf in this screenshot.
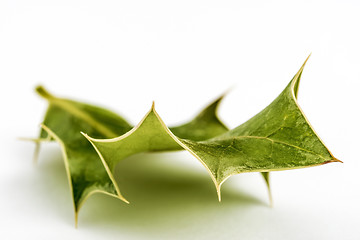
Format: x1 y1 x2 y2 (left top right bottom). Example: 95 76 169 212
34 87 229 224
84 56 340 204
35 87 132 224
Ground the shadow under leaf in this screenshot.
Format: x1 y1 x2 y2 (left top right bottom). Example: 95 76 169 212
78 152 265 234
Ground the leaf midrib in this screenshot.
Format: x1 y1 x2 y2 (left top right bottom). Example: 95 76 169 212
229 135 327 160
49 98 119 138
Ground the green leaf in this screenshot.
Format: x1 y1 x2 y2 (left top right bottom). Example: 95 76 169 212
170 94 228 141
30 56 340 226
36 87 133 224
85 56 340 203
35 87 229 224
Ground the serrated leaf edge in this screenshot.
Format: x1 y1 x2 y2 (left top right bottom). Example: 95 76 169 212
40 124 128 227
84 55 341 204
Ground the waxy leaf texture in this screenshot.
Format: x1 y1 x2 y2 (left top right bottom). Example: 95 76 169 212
31 57 340 225
35 87 234 223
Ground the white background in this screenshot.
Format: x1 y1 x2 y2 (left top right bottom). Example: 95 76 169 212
1 0 359 239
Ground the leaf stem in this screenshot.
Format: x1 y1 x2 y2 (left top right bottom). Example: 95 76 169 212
35 86 56 100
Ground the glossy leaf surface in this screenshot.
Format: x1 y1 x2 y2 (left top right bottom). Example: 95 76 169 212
35 87 229 222
31 57 340 226
85 57 339 202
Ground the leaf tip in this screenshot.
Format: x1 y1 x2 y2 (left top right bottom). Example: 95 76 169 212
222 86 234 98
269 198 273 208
80 131 94 142
216 184 222 202
302 53 311 67
291 54 312 98
112 192 130 205
326 158 343 164
261 172 273 207
74 211 79 228
299 54 311 74
268 188 273 208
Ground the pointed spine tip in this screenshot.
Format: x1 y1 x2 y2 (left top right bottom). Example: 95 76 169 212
268 191 273 208
80 131 93 142
331 158 343 163
261 172 273 207
300 54 311 71
222 87 233 99
322 158 343 164
151 101 155 110
216 185 222 202
74 212 79 228
119 194 130 204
